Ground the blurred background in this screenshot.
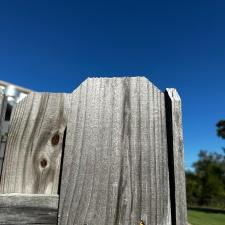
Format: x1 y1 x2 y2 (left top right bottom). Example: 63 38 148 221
0 1 225 224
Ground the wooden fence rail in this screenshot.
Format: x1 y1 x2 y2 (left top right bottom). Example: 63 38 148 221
0 77 187 225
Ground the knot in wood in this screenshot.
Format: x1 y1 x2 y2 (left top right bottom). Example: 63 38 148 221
51 132 60 146
40 158 48 168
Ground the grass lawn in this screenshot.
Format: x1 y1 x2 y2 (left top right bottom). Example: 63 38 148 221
188 209 225 225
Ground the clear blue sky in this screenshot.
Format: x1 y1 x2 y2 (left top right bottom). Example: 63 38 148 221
0 0 224 169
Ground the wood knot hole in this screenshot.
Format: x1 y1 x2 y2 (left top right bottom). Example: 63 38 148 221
40 158 48 168
52 132 60 146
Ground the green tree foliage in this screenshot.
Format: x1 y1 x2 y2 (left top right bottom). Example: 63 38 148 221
186 151 225 208
186 120 225 208
217 120 225 139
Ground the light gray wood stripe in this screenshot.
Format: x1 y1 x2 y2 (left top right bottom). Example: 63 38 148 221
0 194 58 224
154 84 160 224
165 88 187 225
59 77 171 225
148 82 155 225
0 94 4 119
139 78 149 224
0 92 71 194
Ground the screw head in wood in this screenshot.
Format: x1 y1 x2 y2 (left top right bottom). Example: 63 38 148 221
51 132 60 146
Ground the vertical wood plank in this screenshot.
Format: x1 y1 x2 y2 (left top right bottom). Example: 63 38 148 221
0 93 7 176
0 93 4 173
58 77 171 225
0 92 71 195
165 88 187 225
0 93 4 116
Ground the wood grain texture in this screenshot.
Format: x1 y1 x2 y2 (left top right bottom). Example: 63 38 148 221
59 77 171 225
0 92 71 194
0 93 6 176
0 93 4 173
0 193 58 224
0 93 4 117
165 88 187 225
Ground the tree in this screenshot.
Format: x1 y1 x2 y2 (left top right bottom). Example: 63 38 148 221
186 120 225 208
193 150 225 207
186 170 201 205
217 120 225 139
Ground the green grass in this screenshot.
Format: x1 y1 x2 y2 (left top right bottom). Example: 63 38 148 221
188 209 225 225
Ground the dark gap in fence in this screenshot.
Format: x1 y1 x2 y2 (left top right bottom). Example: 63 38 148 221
56 127 67 224
165 91 176 225
58 127 67 196
0 150 5 183
0 96 10 181
4 103 12 121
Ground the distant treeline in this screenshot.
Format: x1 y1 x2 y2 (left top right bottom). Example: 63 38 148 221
186 120 225 209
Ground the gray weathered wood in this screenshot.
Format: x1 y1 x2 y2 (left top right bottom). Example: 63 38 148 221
0 93 6 175
0 93 4 172
0 92 4 116
0 93 4 117
0 193 58 224
0 78 187 225
58 77 171 225
0 92 71 194
165 88 187 225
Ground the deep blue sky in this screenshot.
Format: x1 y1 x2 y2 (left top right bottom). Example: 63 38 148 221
0 0 224 169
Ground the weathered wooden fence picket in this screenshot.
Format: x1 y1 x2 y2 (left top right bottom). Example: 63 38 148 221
0 77 187 225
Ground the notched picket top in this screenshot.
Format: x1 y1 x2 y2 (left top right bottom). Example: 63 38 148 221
0 92 71 195
59 77 172 225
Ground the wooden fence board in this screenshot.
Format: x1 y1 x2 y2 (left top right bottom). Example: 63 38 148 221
0 194 58 225
58 77 171 225
165 88 187 225
0 92 71 194
0 93 10 179
0 93 4 172
0 93 3 117
0 77 187 225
